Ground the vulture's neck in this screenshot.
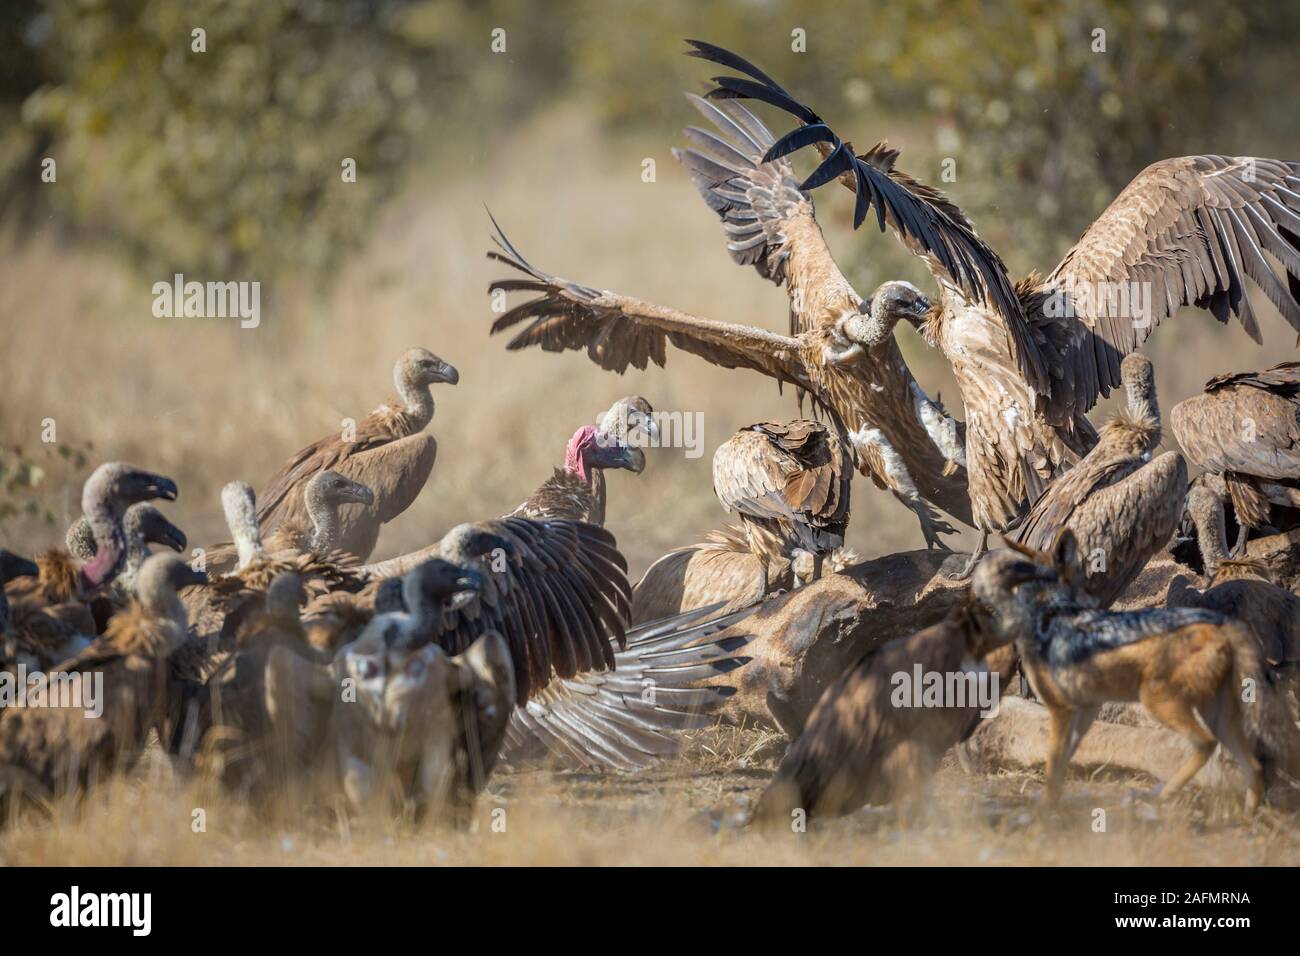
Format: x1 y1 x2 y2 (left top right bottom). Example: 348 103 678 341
1125 381 1161 443
395 374 435 429
305 488 341 553
140 580 188 633
118 525 152 594
1191 501 1231 573
564 443 593 487
81 502 126 590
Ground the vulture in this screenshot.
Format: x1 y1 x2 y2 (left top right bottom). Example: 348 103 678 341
0 554 207 813
750 551 1027 826
512 422 646 524
271 559 516 821
486 190 969 550
66 503 187 597
255 347 458 561
1170 362 1300 555
204 469 375 574
5 463 180 669
712 419 851 586
688 40 1300 572
1014 353 1187 606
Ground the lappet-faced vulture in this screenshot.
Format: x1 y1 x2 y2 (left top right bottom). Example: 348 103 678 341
712 419 851 587
1015 354 1187 607
255 347 457 561
512 419 648 525
690 41 1300 572
0 554 206 811
1170 362 1300 555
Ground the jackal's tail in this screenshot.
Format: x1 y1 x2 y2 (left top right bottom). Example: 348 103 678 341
1227 625 1300 789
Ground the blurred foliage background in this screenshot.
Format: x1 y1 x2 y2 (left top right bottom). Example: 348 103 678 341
1 0 1298 567
4 0 1299 280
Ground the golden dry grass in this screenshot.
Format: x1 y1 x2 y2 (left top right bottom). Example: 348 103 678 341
3 107 1300 865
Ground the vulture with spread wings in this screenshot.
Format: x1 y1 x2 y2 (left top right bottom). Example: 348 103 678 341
685 40 1300 572
485 90 974 549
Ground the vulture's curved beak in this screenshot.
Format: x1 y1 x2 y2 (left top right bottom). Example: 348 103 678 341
343 482 377 507
0 552 39 583
434 361 460 385
629 411 658 442
156 523 187 553
621 446 646 474
144 474 180 502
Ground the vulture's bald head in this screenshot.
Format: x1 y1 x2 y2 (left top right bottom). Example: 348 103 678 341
398 347 459 389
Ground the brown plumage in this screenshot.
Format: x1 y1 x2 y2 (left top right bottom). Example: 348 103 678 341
696 43 1300 560
487 136 974 549
0 555 206 811
255 348 457 561
1015 354 1187 606
712 420 851 586
750 554 1027 825
1170 362 1300 554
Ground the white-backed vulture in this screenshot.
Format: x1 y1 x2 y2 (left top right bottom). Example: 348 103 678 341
204 470 374 574
1170 362 1300 555
270 560 516 821
712 419 851 586
749 553 1029 825
0 554 207 812
5 464 180 667
255 347 457 561
511 423 646 524
486 190 971 549
691 41 1300 570
1014 354 1187 606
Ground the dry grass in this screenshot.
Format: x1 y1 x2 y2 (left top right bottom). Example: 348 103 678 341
3 107 1299 865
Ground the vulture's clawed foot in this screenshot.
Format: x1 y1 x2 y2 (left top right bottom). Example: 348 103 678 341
945 531 989 581
915 502 957 552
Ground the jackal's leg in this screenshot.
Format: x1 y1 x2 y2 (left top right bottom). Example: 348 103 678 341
1206 702 1264 812
1059 706 1100 771
1143 694 1217 799
1042 705 1073 804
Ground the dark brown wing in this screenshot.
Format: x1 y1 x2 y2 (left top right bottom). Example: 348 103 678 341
486 215 812 388
512 468 598 523
500 604 754 771
686 41 1025 333
674 93 863 337
255 404 412 531
1037 157 1300 423
1014 441 1146 552
428 517 632 707
712 421 851 547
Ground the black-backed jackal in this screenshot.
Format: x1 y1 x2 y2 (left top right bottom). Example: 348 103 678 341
1004 532 1300 810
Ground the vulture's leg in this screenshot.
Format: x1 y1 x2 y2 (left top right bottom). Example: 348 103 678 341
910 497 956 551
1230 524 1250 558
948 530 989 580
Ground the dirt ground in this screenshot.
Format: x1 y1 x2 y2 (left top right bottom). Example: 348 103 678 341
3 726 1295 866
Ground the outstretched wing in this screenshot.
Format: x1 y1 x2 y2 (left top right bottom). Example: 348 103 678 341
500 603 755 772
674 93 862 336
685 41 1026 331
486 215 812 389
1038 156 1300 423
427 517 633 708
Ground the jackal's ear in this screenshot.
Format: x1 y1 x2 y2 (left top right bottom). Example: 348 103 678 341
1001 535 1049 565
1051 529 1080 573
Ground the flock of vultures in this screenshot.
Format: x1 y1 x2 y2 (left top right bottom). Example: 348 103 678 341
4 43 1300 834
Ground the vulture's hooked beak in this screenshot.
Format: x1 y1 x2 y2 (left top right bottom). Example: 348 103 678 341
0 552 39 583
629 411 659 442
620 445 646 474
144 474 180 502
434 360 460 385
156 523 187 553
343 482 377 507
